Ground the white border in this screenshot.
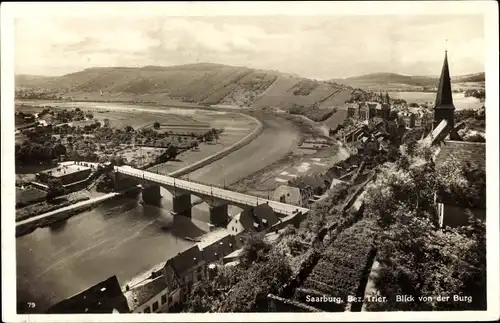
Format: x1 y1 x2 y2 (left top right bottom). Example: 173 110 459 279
2 1 499 322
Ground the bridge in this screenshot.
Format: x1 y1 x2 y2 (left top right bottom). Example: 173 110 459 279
113 166 310 227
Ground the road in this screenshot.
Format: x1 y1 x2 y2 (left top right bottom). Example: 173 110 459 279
16 192 119 226
117 167 309 216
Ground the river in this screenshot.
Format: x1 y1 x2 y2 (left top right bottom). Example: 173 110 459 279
388 91 483 110
15 102 301 314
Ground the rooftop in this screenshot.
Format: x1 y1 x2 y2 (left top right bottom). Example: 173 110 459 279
166 245 204 277
42 163 91 178
47 276 129 314
202 234 237 264
124 275 167 312
197 228 232 250
272 185 301 205
435 140 486 171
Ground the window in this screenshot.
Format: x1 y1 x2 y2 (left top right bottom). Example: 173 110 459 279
152 301 159 312
161 294 167 305
144 306 151 313
168 296 172 304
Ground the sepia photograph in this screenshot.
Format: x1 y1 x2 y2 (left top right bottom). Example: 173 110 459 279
1 1 499 322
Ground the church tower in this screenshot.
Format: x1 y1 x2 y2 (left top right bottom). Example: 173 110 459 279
433 50 455 129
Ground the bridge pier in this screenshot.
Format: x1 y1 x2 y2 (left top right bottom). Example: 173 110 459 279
166 188 192 217
209 203 229 228
142 185 161 205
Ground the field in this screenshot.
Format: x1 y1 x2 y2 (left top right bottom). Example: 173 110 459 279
389 92 483 110
149 120 255 175
16 186 47 207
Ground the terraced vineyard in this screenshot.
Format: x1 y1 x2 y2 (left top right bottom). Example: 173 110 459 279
295 219 378 311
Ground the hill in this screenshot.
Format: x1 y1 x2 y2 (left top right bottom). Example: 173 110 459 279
15 63 352 112
331 72 485 90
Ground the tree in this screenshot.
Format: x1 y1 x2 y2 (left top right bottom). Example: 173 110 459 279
240 232 271 266
212 128 220 144
85 113 94 119
46 178 66 201
153 122 161 129
165 145 178 160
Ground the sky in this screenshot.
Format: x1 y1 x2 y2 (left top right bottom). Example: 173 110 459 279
14 14 485 79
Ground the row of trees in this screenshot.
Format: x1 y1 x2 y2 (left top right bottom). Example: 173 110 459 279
464 89 485 100
15 140 66 166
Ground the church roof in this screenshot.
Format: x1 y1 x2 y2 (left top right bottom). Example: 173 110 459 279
435 140 485 171
434 51 455 110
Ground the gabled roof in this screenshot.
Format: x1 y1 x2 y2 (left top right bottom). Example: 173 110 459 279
202 234 237 264
253 203 280 228
435 140 485 171
167 245 204 277
47 276 129 314
272 185 301 205
434 51 455 111
237 203 280 232
124 275 167 312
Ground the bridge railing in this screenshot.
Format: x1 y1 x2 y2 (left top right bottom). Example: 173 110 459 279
116 168 306 216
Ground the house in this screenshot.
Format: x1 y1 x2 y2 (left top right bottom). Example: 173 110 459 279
347 103 360 118
375 103 391 120
272 185 302 206
398 111 416 128
434 140 486 228
163 245 206 312
227 203 280 235
358 102 377 121
46 275 129 314
124 272 169 313
353 135 379 155
201 234 237 265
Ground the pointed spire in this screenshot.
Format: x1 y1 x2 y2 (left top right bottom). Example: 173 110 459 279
434 50 454 110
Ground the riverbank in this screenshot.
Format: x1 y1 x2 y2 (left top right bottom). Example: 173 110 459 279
16 196 90 222
15 191 125 238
